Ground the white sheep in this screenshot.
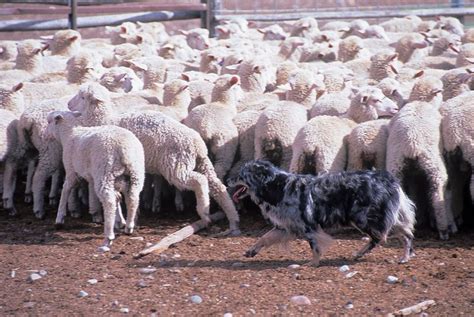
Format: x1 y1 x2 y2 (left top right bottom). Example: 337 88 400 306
0 40 47 84
46 110 145 251
286 69 326 107
255 101 308 171
394 33 429 64
440 92 474 226
455 43 474 67
369 51 400 82
441 68 473 101
69 84 240 235
387 101 456 240
185 75 240 180
291 86 398 174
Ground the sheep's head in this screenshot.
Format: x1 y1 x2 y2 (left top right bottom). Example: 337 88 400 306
455 43 474 67
66 51 103 84
258 24 287 41
409 75 443 104
48 29 81 56
163 79 190 106
46 110 81 140
369 52 399 80
181 28 210 50
99 67 142 93
68 83 111 113
377 77 405 107
211 75 241 103
350 86 399 122
0 83 24 114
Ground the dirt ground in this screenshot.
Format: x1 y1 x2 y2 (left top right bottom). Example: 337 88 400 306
1 200 473 316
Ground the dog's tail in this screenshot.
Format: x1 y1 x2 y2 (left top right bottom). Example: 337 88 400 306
393 185 416 236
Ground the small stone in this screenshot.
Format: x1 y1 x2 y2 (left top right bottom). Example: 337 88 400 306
168 269 181 274
136 279 148 288
139 267 157 274
38 270 47 276
119 307 129 313
387 275 399 284
10 270 16 278
339 265 350 272
145 242 152 247
78 290 89 298
23 302 35 308
172 253 181 259
88 279 98 285
28 273 42 282
249 308 256 314
326 280 333 283
223 313 233 317
129 236 144 241
240 283 250 288
98 246 110 253
419 313 429 317
290 295 311 305
190 295 203 304
361 236 370 242
293 273 301 280
111 255 121 260
232 262 244 268
345 271 359 278
344 301 354 309
111 300 120 307
288 264 301 270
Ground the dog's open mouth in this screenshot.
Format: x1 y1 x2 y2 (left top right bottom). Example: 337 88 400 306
232 185 248 203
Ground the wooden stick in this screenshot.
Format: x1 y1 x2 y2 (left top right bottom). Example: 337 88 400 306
134 212 226 259
388 300 436 316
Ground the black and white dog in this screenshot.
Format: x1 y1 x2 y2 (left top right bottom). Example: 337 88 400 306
229 160 416 265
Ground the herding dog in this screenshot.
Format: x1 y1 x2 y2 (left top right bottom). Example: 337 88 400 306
229 160 416 265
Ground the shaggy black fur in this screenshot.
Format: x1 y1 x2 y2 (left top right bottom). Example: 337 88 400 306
229 160 416 265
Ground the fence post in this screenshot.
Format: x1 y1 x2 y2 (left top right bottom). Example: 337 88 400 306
206 0 221 37
200 0 207 29
451 0 465 23
68 0 77 29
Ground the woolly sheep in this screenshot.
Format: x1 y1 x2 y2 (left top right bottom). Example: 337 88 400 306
180 28 211 50
286 69 326 107
394 33 429 64
369 51 400 82
105 22 138 45
377 77 406 108
0 41 17 62
309 90 351 117
255 101 308 171
291 86 398 174
380 16 422 33
257 24 288 41
0 83 25 116
441 68 473 101
440 92 474 225
156 79 191 122
338 35 370 62
0 40 47 84
387 101 456 240
462 28 474 44
185 75 240 180
99 67 143 93
69 84 241 235
455 43 474 67
46 110 145 251
435 16 464 37
289 17 319 39
408 75 443 106
45 29 81 57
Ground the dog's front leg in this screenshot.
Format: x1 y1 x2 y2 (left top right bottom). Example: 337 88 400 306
244 227 289 258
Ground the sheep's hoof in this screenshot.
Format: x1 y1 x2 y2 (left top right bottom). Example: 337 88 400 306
438 230 449 240
217 228 241 237
98 245 110 253
49 197 58 207
6 207 18 217
244 249 257 258
24 194 32 204
114 221 126 230
448 223 458 235
91 213 103 223
70 210 81 219
34 210 46 220
54 222 65 230
398 257 410 264
303 260 320 267
124 227 134 235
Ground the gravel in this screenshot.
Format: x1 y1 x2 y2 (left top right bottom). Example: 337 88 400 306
290 295 311 305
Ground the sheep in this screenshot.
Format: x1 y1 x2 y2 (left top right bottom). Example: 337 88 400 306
45 29 81 57
69 84 241 235
321 68 353 94
394 33 429 64
441 68 473 101
0 40 47 84
180 28 211 50
181 73 214 110
255 101 308 171
462 28 474 44
257 24 288 41
185 75 240 180
387 101 456 240
377 77 406 108
0 41 17 62
309 90 351 117
46 110 145 251
299 42 337 63
291 86 398 174
435 16 464 37
289 17 319 39
380 16 422 33
369 51 400 82
105 22 138 45
136 21 169 44
277 37 308 61
0 83 25 116
99 67 143 93
408 75 443 106
338 35 371 62
455 43 474 67
286 69 326 107
440 92 474 226
156 79 191 122
347 119 390 171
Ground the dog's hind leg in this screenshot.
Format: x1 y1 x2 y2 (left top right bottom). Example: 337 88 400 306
244 228 291 258
305 228 334 267
353 235 380 260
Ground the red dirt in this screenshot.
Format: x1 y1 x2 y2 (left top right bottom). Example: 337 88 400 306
1 202 473 316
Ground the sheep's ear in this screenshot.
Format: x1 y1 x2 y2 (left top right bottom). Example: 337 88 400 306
12 82 23 92
179 30 188 36
127 60 148 71
32 48 42 55
229 76 239 86
431 89 442 95
54 114 63 124
328 43 334 48
466 57 474 64
224 64 240 71
388 53 398 61
360 95 369 104
114 73 127 82
136 35 144 44
317 53 325 59
466 68 474 74
389 64 399 75
68 35 79 42
207 54 216 60
351 87 360 96
321 34 329 42
179 84 189 92
448 43 460 53
181 73 190 82
120 26 128 33
316 89 326 99
253 65 261 73
413 70 424 78
72 111 82 118
257 28 265 34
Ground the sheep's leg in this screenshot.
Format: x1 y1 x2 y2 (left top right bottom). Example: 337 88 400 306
88 183 103 223
151 174 163 213
174 189 185 212
55 176 77 226
49 170 63 208
244 228 290 257
141 174 153 211
123 182 142 235
24 159 36 204
212 136 238 181
2 160 18 216
67 186 81 218
470 171 474 206
96 186 118 250
176 171 211 225
32 160 55 220
115 199 126 230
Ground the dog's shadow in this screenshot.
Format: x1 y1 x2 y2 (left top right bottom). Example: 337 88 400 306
138 257 362 271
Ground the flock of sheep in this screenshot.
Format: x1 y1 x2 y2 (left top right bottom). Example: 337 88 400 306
0 15 473 250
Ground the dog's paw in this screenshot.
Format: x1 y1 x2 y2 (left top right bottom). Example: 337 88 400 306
244 249 257 258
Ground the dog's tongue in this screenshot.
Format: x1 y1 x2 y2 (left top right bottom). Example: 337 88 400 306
232 186 246 203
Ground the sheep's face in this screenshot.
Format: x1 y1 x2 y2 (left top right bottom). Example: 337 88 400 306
0 83 23 109
183 29 210 51
45 111 81 141
259 25 287 41
353 87 399 120
163 79 190 104
68 84 110 112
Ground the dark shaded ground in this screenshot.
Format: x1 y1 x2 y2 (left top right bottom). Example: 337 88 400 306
1 200 473 316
